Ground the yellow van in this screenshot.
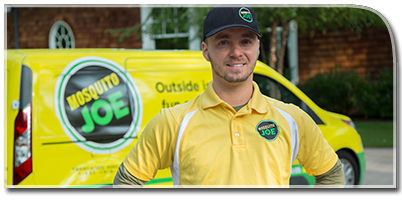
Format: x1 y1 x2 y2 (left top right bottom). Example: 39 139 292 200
5 49 365 188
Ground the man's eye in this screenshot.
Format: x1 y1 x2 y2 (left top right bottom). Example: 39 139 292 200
219 41 227 45
243 40 251 44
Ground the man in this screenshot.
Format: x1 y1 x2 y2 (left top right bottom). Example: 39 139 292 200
114 5 344 187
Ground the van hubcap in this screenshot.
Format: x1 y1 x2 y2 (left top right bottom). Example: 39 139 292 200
340 158 355 185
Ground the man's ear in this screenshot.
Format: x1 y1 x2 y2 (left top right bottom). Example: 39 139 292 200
202 42 210 62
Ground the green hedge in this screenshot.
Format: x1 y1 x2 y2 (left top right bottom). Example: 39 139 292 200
297 65 393 119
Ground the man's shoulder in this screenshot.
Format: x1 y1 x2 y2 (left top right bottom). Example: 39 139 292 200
163 96 200 119
147 97 200 129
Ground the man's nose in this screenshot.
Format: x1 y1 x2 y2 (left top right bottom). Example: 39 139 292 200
229 44 243 58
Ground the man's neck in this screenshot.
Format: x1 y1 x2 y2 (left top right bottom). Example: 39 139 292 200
212 79 254 107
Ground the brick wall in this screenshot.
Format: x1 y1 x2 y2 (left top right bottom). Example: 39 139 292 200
298 28 393 83
6 7 142 49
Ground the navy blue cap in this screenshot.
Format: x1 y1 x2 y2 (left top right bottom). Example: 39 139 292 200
203 5 262 41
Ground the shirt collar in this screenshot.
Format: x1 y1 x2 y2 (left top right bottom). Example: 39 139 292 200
201 81 224 110
249 81 269 114
201 81 269 114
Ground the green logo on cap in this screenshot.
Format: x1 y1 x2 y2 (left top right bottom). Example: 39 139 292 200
239 7 253 23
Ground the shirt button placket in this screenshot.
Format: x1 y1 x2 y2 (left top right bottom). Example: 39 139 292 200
233 117 239 137
232 115 244 147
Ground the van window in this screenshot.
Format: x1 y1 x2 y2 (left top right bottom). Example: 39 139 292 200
253 73 324 125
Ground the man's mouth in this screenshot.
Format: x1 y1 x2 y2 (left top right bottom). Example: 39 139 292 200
228 63 245 67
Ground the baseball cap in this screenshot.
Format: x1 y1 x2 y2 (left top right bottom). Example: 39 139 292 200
203 5 262 41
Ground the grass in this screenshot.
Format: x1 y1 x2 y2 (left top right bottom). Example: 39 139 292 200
353 120 394 147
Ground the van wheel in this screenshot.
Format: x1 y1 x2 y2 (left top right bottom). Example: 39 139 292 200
337 150 360 185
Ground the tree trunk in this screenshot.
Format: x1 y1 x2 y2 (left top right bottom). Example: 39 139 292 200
277 21 289 75
259 42 268 64
269 19 278 70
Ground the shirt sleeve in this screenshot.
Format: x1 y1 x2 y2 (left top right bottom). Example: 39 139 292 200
296 107 339 176
314 158 345 186
122 108 179 182
113 163 147 187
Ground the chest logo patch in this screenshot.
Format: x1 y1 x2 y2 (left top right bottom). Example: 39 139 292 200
256 120 279 141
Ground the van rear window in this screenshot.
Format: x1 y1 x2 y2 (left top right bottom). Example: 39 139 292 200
19 65 32 108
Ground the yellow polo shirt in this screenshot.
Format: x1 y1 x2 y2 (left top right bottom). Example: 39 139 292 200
123 81 338 187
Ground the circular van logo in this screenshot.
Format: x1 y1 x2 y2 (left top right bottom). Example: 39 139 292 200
54 57 142 154
256 120 279 141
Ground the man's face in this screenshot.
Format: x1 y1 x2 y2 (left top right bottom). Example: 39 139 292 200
202 27 260 84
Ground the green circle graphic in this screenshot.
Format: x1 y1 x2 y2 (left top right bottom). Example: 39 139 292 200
55 57 142 153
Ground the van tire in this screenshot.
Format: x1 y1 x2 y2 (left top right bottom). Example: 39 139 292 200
337 150 360 185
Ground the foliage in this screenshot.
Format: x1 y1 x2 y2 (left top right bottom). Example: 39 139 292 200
293 6 386 37
354 68 394 118
297 65 361 115
184 7 211 41
297 66 394 119
376 68 394 118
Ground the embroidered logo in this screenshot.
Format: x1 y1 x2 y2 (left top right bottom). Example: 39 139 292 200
239 7 253 23
256 120 279 141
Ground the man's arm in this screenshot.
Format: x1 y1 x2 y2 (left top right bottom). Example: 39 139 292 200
113 163 147 188
314 158 345 187
113 108 179 188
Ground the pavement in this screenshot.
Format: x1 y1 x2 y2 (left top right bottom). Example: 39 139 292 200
361 147 396 187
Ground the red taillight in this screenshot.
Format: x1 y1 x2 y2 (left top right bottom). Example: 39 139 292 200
15 110 27 136
342 119 357 132
13 103 32 185
343 120 352 126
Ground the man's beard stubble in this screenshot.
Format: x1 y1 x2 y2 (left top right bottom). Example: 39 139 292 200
209 53 254 83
